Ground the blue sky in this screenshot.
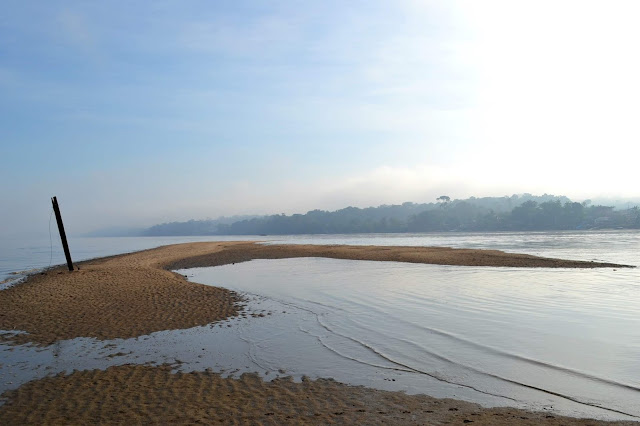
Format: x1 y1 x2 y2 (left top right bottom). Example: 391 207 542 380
2 1 639 236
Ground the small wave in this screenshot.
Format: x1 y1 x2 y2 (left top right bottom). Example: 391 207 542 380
344 312 640 394
328 315 640 418
297 325 415 373
313 315 518 402
232 286 640 418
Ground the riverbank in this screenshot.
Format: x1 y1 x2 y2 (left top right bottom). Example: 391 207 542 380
0 242 635 424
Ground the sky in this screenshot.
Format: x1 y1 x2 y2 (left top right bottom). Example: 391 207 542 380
2 0 640 236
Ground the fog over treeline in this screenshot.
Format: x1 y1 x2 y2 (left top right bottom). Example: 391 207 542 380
117 194 640 237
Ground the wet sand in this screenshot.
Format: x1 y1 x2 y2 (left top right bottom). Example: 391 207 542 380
166 241 632 270
0 242 635 424
0 365 635 425
0 242 247 346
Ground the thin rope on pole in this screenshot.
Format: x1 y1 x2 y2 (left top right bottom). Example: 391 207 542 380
48 208 54 268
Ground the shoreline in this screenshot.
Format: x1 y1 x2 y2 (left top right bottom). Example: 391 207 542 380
1 242 637 424
1 365 636 425
165 241 634 270
1 242 631 346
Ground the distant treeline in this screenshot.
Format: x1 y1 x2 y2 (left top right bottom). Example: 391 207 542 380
141 215 260 237
141 194 640 236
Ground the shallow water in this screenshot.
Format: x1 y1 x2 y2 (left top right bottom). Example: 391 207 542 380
263 229 640 266
178 257 640 420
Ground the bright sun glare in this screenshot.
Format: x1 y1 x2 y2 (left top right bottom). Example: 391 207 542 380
459 1 640 197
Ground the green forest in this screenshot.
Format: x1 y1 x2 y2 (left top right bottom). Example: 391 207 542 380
142 194 640 236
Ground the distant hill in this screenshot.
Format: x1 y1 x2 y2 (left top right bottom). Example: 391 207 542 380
83 226 146 237
141 215 261 236
135 193 639 236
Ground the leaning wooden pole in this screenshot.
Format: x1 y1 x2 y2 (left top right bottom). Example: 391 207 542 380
51 196 74 272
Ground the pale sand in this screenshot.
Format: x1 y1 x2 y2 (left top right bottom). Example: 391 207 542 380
0 242 635 425
166 241 632 270
0 242 248 346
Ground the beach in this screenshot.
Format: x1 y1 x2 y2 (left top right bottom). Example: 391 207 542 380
0 242 636 425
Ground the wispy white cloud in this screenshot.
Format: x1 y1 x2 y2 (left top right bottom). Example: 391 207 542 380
57 10 95 50
178 15 303 56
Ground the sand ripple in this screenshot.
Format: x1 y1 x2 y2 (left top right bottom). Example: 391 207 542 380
1 364 634 425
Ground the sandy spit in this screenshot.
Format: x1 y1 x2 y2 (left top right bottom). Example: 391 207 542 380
0 241 630 346
166 241 633 270
0 242 247 346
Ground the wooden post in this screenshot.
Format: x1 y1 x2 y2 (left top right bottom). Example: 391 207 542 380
51 196 74 271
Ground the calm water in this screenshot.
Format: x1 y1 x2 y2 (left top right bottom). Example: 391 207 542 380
182 253 640 420
1 230 639 420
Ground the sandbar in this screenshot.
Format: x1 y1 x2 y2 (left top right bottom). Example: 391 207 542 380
1 241 631 346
